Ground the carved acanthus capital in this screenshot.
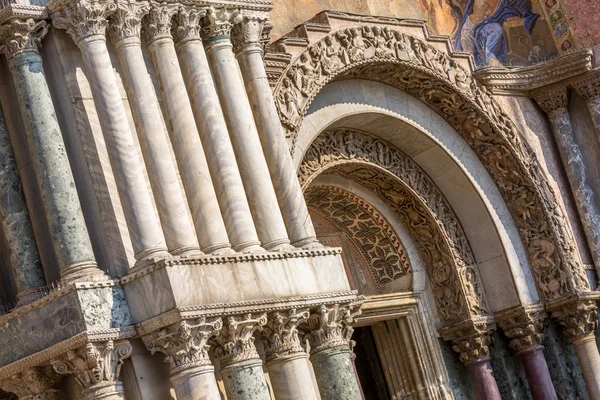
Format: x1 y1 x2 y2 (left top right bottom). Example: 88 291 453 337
439 317 496 365
496 304 546 354
0 18 48 60
143 317 222 374
172 5 206 44
200 6 239 42
572 72 600 102
0 366 60 400
51 0 118 44
551 298 599 343
106 0 149 44
261 309 310 362
210 313 267 368
300 303 362 354
231 10 268 54
51 340 132 394
534 86 569 117
142 2 177 42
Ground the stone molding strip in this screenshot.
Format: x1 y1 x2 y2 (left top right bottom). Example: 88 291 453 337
45 0 273 14
120 247 343 283
0 327 135 381
136 291 361 336
0 3 45 23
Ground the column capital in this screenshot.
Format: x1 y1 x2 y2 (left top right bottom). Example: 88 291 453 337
143 2 177 43
534 86 569 117
496 304 546 354
572 72 600 102
550 298 599 343
200 6 239 42
106 0 149 44
261 309 309 363
143 317 222 374
210 313 267 368
0 366 60 400
50 0 117 44
0 18 49 60
230 10 268 54
51 340 132 396
439 317 496 365
300 303 361 355
172 5 206 45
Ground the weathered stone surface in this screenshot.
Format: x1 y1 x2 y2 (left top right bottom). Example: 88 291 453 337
220 360 270 400
309 346 362 400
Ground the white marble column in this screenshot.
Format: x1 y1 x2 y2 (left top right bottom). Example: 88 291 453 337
52 340 133 400
535 87 600 282
232 13 319 248
202 8 291 251
0 18 104 284
173 5 262 253
573 72 600 145
144 319 222 400
143 4 232 254
51 0 170 269
107 1 201 257
211 314 271 400
261 310 318 400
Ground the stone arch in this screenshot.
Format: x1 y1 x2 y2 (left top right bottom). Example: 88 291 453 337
273 24 590 303
299 128 489 325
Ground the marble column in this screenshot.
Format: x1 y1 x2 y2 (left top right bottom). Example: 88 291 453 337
231 13 318 248
107 1 201 257
51 1 170 268
498 305 557 400
0 366 60 400
551 299 600 399
0 18 103 283
0 97 45 306
144 319 222 400
442 319 501 400
573 72 600 143
143 4 231 255
535 87 600 280
211 314 271 400
173 6 261 253
202 8 291 251
302 304 362 400
52 340 133 400
261 310 318 400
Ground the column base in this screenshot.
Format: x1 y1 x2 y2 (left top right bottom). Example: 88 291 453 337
15 287 42 308
291 237 322 249
203 242 235 255
232 240 264 253
61 260 108 284
171 245 204 258
263 238 293 252
132 248 171 271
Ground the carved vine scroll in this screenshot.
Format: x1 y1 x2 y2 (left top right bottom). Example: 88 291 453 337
299 129 488 323
275 26 590 303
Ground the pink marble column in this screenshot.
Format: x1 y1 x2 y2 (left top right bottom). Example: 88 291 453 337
519 346 557 400
466 359 501 400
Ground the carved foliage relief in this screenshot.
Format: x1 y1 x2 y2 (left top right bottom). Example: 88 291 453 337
300 129 487 323
277 26 589 302
305 184 410 285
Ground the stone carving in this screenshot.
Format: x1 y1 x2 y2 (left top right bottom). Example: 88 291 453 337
142 2 177 42
497 305 546 354
551 299 599 342
0 18 48 59
534 87 568 116
572 72 600 101
200 6 237 40
275 26 590 303
305 185 411 284
261 309 309 362
106 0 149 43
143 317 223 374
210 313 267 368
299 128 486 322
231 10 267 53
51 340 132 394
172 5 204 43
50 0 118 43
0 367 60 400
439 318 495 364
300 303 361 354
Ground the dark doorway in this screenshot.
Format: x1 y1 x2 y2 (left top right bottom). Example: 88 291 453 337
352 326 390 400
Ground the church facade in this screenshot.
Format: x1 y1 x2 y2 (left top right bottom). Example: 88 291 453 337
0 0 598 399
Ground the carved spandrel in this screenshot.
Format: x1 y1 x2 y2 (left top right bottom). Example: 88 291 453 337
280 25 589 303
143 318 222 374
0 18 49 60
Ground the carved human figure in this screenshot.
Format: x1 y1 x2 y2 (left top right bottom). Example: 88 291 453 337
321 35 341 75
277 76 301 126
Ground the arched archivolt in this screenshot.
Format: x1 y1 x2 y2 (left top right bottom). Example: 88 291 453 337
274 25 590 303
300 128 489 324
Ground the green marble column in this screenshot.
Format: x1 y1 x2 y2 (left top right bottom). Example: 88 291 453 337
0 100 46 306
0 18 103 283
